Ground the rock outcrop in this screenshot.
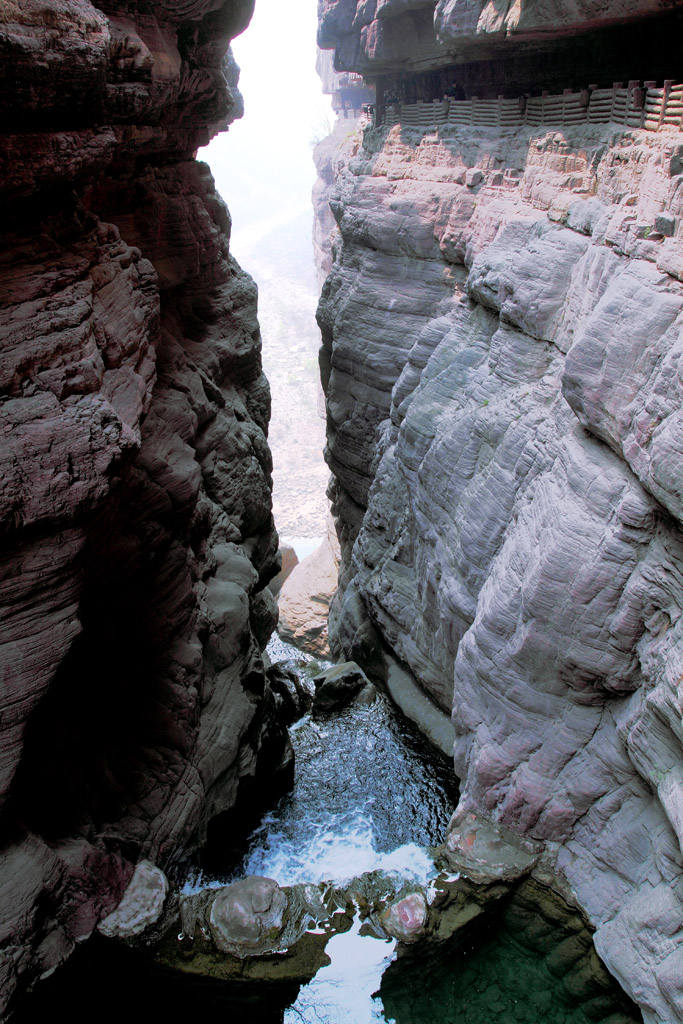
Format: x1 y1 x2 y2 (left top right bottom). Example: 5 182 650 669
0 0 284 1014
277 516 341 656
319 0 683 80
316 2 683 1021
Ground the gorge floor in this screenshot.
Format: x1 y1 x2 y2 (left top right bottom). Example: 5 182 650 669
12 642 643 1024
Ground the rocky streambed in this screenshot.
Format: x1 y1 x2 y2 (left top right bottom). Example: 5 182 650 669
14 641 642 1024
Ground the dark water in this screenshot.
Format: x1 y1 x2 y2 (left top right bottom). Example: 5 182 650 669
229 688 459 886
380 889 642 1024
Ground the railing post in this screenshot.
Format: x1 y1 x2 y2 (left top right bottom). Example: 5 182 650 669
661 79 675 131
612 82 623 123
630 80 645 128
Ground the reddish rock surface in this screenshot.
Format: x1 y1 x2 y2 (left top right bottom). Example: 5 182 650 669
277 517 341 656
0 0 282 1014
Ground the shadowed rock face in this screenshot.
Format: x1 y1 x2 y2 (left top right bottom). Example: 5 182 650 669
0 0 285 1014
318 0 683 75
317 7 683 1022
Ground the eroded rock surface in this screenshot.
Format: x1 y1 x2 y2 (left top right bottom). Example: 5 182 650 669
97 861 169 940
317 8 683 1019
277 517 341 656
208 876 288 956
0 0 282 1014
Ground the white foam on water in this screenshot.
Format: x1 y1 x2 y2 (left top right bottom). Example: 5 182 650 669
179 872 225 896
284 906 397 1024
242 807 437 887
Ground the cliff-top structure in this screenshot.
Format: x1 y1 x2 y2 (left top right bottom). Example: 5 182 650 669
316 1 683 1021
0 0 291 1015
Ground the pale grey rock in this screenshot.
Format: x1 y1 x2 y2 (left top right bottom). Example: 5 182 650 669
562 260 683 523
385 654 455 757
317 118 683 1023
208 876 288 957
443 811 543 882
97 861 168 940
467 218 590 342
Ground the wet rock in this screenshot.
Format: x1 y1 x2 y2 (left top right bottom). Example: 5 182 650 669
208 877 288 957
380 891 428 943
312 661 371 712
98 861 168 940
267 660 316 725
442 811 543 883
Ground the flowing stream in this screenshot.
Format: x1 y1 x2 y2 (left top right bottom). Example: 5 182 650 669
180 639 642 1024
14 641 643 1024
229 639 457 888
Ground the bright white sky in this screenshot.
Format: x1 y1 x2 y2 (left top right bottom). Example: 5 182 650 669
199 0 334 233
198 0 335 542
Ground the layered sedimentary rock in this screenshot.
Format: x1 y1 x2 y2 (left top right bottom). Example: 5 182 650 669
0 0 284 1014
317 3 683 1021
319 0 683 78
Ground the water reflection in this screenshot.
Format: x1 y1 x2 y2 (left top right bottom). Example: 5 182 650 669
379 882 643 1024
285 907 397 1024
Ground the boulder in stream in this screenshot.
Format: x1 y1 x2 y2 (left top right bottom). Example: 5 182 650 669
380 891 428 943
208 876 288 957
312 661 371 712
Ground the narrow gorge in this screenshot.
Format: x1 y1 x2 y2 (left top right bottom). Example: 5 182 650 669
1 1 683 1023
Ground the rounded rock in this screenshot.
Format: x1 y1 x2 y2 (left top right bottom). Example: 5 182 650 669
209 876 288 956
380 891 428 943
98 860 168 939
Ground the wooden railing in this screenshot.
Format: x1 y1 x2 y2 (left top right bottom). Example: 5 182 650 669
380 81 683 133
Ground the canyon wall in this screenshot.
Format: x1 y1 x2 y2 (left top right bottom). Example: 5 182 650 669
0 0 285 1014
316 2 683 1021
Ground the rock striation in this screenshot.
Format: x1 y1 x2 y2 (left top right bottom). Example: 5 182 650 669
316 2 683 1021
0 0 284 1014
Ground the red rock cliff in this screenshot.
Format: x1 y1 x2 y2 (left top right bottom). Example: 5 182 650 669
0 0 284 1013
